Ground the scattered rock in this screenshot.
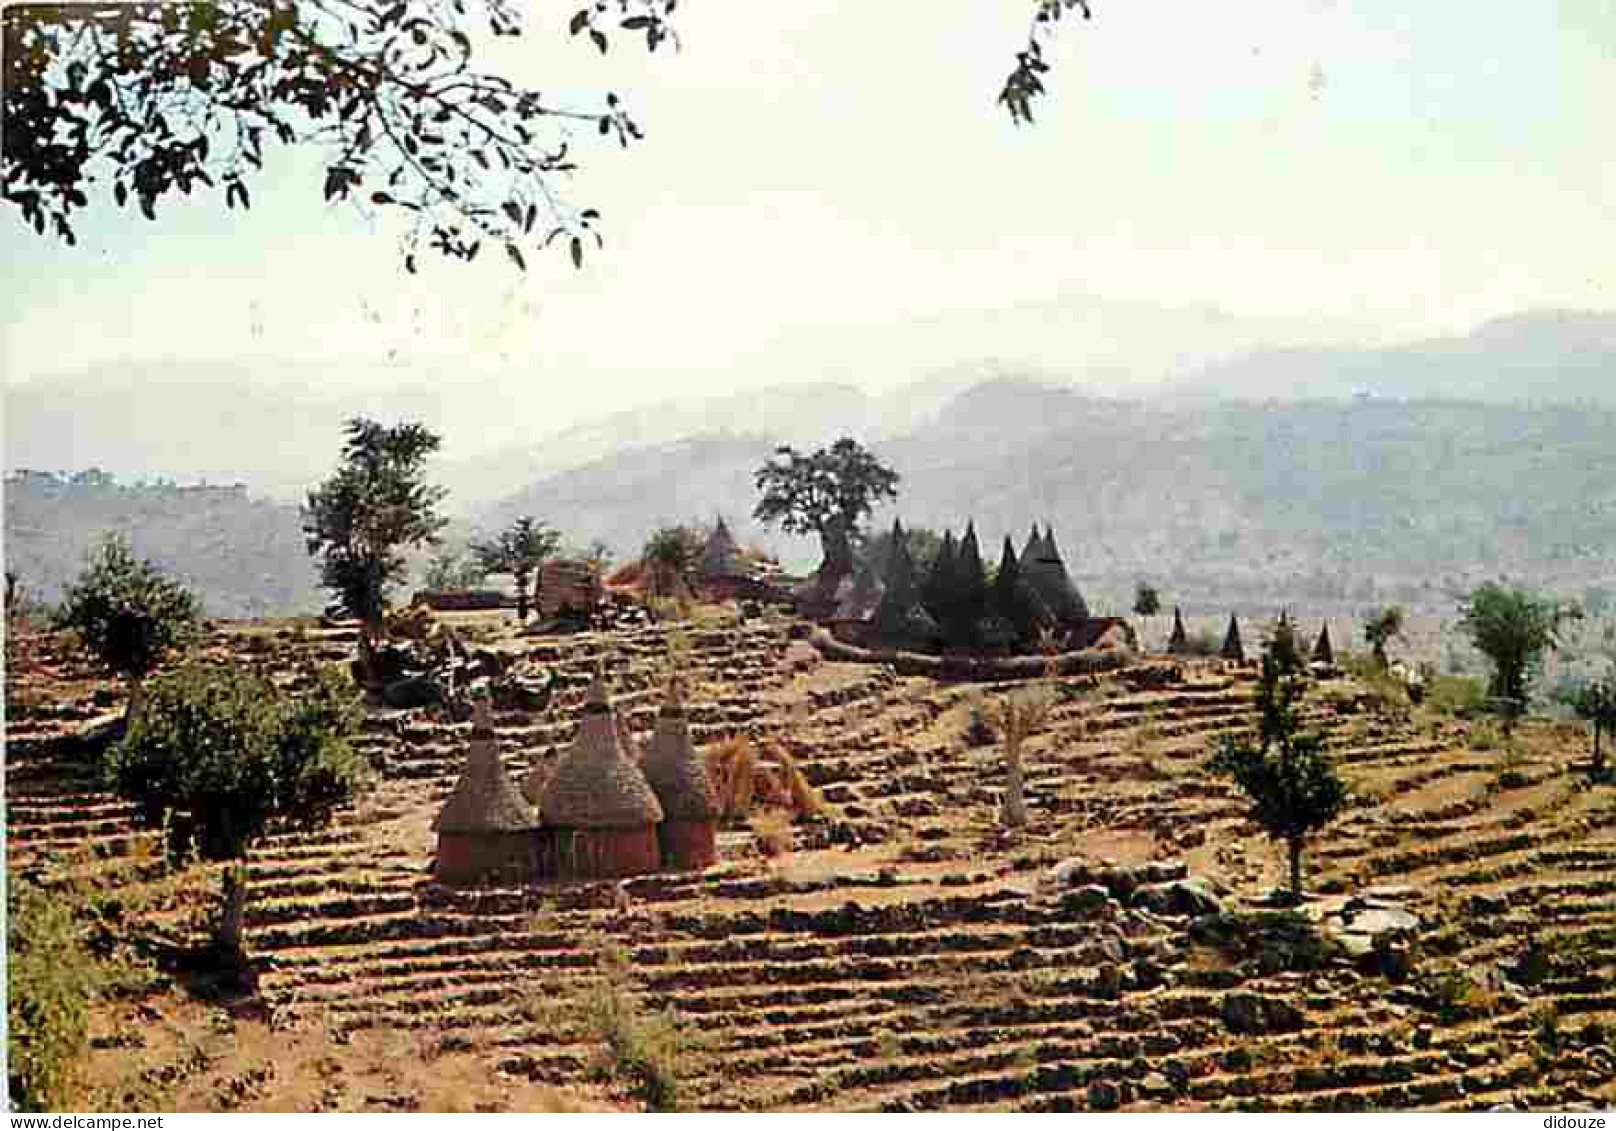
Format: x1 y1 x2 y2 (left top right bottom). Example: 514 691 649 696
1221 991 1305 1035
1086 1078 1121 1111
381 676 441 709
1062 884 1115 917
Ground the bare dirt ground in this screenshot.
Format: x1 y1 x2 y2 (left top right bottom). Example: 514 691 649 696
6 611 1615 1112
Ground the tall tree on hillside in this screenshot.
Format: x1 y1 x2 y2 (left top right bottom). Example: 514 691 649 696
471 515 561 620
641 524 704 604
752 439 899 585
1208 651 1348 898
5 2 1093 265
303 417 447 673
1132 581 1161 619
1363 606 1406 668
54 532 200 722
1459 583 1579 716
1554 669 1616 777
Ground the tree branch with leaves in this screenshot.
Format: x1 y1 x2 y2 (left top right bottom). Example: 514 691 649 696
3 0 675 269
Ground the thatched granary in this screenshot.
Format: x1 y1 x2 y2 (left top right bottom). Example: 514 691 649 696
435 700 541 883
1313 622 1335 666
1022 525 1089 625
698 517 743 580
874 519 943 649
1222 614 1246 662
641 677 721 870
1167 607 1190 655
539 672 665 879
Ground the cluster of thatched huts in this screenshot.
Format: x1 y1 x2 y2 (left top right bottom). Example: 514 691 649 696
826 519 1129 655
1166 608 1336 667
434 673 721 884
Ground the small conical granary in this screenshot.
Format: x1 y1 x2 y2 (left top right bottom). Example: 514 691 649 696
1221 614 1246 663
1022 524 1089 625
435 699 541 883
1313 621 1335 666
641 676 721 870
874 519 943 649
698 516 743 580
540 671 665 879
1167 607 1190 655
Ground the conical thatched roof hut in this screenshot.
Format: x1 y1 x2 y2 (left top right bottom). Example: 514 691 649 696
540 672 664 878
642 677 720 870
698 516 744 580
1022 524 1089 625
1221 614 1246 663
1167 607 1189 655
435 700 541 883
874 519 942 649
1312 621 1335 666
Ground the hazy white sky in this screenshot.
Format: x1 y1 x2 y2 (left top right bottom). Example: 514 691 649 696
3 0 1612 400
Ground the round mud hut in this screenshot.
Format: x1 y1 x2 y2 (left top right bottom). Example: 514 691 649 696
641 677 722 870
540 673 665 879
434 700 542 883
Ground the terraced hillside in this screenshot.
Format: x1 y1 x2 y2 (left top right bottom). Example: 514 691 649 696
6 614 1615 1112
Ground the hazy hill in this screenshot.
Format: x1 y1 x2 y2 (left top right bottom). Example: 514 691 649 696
4 473 321 619
489 383 1616 604
11 385 1615 618
1170 310 1616 405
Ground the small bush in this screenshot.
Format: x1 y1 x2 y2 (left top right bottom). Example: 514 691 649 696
584 944 689 1111
105 663 369 859
708 738 824 823
7 879 95 1111
750 809 794 858
1426 673 1488 718
53 533 200 681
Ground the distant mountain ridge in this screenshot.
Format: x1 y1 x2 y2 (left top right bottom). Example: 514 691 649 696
1169 310 1616 405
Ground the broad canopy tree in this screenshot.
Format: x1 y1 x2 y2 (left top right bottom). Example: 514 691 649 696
303 417 447 661
1362 605 1406 668
1459 583 1578 716
6 1 1095 265
470 515 560 620
752 438 899 585
53 532 201 720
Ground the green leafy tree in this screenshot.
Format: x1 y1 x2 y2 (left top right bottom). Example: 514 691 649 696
422 548 488 593
641 524 703 601
6 2 1084 265
303 417 447 664
1208 652 1348 898
105 663 367 860
1267 611 1305 676
471 515 561 620
1554 669 1616 776
1132 581 1161 619
753 439 899 584
53 532 201 719
1362 605 1406 668
1458 583 1578 714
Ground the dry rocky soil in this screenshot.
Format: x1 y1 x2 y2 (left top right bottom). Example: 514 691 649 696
6 610 1615 1111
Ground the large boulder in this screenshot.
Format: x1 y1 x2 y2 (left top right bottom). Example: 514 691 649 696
1221 991 1305 1035
382 676 442 709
